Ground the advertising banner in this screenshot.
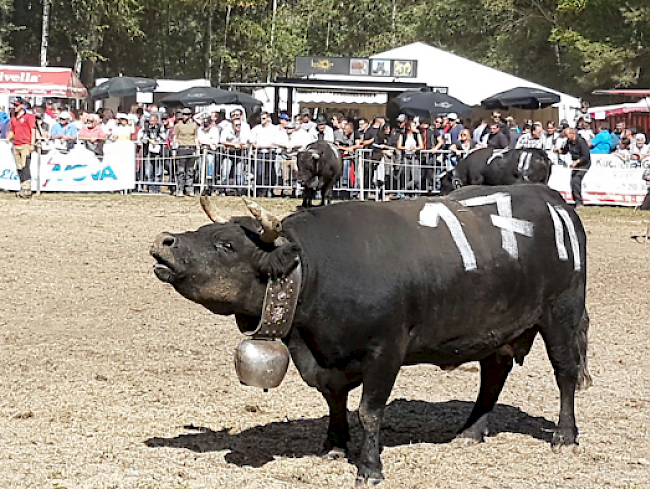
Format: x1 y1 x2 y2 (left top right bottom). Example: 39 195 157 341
0 141 136 192
548 154 648 206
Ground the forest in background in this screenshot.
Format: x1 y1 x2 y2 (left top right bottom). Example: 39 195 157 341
1 0 649 101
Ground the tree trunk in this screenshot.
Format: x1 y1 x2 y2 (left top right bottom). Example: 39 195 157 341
40 0 51 67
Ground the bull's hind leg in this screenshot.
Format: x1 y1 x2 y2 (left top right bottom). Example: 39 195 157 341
540 300 587 451
456 349 514 443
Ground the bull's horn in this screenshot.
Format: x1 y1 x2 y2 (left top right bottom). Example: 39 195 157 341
200 195 229 224
309 149 321 159
242 197 282 242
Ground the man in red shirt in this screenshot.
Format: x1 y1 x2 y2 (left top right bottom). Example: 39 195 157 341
8 98 36 198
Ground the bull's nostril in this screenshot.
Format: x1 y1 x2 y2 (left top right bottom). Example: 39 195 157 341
162 236 175 247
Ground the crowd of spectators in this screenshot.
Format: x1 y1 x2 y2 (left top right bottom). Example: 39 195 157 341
2 98 649 199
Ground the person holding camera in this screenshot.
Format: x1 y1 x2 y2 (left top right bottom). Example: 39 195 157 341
139 113 167 192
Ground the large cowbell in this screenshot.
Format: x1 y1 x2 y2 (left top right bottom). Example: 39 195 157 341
233 261 302 389
234 338 290 389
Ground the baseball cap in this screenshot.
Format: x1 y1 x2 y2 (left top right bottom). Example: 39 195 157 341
59 111 72 120
279 113 290 120
12 98 25 106
300 108 310 116
286 122 296 130
116 112 128 120
181 108 192 115
447 112 458 121
397 114 407 123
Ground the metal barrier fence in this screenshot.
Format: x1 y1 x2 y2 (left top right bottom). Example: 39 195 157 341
133 145 458 200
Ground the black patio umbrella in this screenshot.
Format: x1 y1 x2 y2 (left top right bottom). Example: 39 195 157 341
160 86 262 114
90 76 157 99
387 90 472 121
481 87 561 110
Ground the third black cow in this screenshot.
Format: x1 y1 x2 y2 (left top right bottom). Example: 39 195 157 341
440 148 552 194
296 140 343 207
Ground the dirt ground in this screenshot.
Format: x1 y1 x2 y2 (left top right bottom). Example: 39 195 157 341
0 192 648 489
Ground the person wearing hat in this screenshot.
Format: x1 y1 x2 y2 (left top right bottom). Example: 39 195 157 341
7 99 36 197
50 110 79 151
445 112 464 147
172 107 200 197
309 114 334 143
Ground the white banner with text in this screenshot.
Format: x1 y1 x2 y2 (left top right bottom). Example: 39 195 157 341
548 154 648 206
0 140 136 192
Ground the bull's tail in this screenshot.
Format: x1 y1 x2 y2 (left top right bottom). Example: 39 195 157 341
576 309 593 391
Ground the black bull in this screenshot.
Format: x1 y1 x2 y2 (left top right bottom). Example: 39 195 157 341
296 140 343 207
439 148 552 195
150 185 591 485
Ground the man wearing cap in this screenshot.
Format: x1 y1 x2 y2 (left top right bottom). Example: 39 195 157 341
309 115 334 143
50 110 79 151
172 108 200 197
445 113 464 147
7 99 36 197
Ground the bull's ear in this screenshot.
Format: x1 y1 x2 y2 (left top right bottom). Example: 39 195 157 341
252 242 301 280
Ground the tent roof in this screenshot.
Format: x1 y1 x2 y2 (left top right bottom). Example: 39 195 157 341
590 97 650 117
0 65 87 98
311 42 580 109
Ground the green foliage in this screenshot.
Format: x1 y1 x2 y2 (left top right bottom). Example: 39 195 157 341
3 0 650 99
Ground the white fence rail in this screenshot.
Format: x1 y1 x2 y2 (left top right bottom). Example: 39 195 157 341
1 140 648 206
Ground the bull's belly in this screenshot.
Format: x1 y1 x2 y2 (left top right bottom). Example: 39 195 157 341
402 309 541 366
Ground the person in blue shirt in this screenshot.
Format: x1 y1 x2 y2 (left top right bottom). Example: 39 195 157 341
50 111 78 150
590 124 612 154
0 109 9 139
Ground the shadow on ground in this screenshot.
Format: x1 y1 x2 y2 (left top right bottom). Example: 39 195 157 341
145 399 556 467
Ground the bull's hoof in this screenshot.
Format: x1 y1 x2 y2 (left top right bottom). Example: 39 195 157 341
355 474 383 486
551 429 579 453
356 465 383 486
322 446 346 460
452 435 482 448
455 414 489 445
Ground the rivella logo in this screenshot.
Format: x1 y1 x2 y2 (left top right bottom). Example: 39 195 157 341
0 71 41 83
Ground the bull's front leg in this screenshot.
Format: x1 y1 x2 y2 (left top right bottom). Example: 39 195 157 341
356 347 405 485
286 331 357 458
322 389 350 458
320 178 336 206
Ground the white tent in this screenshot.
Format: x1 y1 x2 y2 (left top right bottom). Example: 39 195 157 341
311 42 581 122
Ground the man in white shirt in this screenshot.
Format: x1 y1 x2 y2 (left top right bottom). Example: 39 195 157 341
250 112 281 196
309 115 334 143
277 122 313 195
197 115 221 186
220 118 248 189
631 133 650 163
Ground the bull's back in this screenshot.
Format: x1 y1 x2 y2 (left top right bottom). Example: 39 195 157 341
286 185 586 363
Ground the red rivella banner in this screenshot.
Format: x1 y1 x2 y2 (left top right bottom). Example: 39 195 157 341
0 65 87 98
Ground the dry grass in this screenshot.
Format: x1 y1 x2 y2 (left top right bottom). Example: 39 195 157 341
0 192 648 488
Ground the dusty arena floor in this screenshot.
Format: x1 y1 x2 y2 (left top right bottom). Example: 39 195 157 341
0 192 648 489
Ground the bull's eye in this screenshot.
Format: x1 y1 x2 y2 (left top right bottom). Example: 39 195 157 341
215 242 234 252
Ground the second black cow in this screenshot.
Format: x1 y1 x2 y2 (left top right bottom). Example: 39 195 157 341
439 148 552 194
296 140 343 207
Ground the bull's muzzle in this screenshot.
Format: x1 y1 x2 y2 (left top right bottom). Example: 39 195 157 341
150 232 178 283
